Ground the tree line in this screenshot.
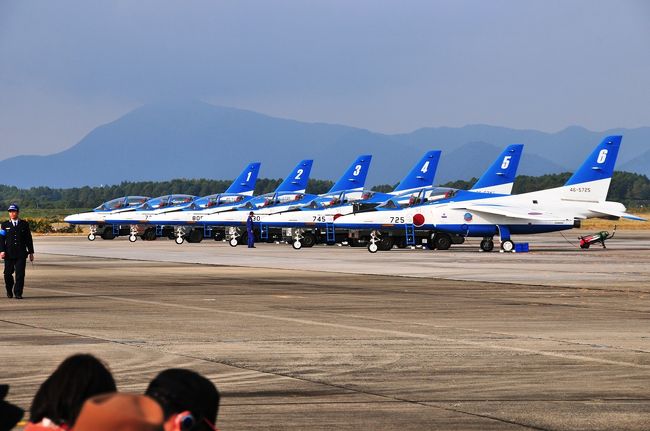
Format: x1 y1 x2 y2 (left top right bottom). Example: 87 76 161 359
1 171 648 210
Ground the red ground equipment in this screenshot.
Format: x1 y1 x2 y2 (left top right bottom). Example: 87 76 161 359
578 226 616 249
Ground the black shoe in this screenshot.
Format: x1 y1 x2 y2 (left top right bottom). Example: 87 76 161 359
6 293 13 299
14 295 22 300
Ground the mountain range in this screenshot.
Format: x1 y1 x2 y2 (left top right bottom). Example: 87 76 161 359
1 100 648 188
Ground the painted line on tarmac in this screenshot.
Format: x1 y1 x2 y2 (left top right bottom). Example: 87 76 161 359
32 286 650 370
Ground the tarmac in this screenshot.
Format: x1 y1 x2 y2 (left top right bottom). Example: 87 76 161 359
2 232 650 430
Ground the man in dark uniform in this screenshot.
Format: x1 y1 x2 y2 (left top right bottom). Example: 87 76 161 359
246 211 255 248
0 204 34 299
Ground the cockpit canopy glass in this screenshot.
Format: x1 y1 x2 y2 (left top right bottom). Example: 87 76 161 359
140 194 195 210
192 194 246 210
256 193 305 208
94 196 149 211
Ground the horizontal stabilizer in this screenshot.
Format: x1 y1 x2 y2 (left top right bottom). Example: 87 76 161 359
588 208 647 221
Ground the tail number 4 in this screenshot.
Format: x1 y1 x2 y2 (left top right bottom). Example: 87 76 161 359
597 149 608 164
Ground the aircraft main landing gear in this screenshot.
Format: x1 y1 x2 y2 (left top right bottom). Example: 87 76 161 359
480 238 494 252
128 234 137 243
88 233 96 241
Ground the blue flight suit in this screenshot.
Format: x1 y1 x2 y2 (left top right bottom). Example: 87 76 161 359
246 215 255 248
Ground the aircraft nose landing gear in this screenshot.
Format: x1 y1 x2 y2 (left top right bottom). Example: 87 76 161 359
367 230 379 253
128 225 138 243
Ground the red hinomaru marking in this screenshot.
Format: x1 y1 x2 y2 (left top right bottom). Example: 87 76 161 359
413 213 425 227
333 213 343 220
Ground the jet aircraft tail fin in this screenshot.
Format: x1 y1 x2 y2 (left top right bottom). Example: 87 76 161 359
392 150 441 193
470 144 523 194
276 159 314 193
328 155 372 193
560 135 622 202
225 162 261 196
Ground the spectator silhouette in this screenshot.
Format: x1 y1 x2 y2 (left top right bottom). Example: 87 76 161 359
26 354 116 430
145 369 220 431
0 384 24 431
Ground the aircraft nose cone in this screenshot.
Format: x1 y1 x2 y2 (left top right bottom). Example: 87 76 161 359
64 214 74 223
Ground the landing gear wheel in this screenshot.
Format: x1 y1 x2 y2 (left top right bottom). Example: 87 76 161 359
292 240 302 250
175 236 184 245
229 238 238 247
187 229 204 243
378 237 394 251
101 230 115 240
501 240 514 252
368 242 378 253
301 233 316 248
128 234 137 243
480 239 494 252
434 234 452 251
88 233 96 241
143 229 157 241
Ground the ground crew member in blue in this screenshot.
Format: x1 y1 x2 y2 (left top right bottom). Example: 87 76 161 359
0 204 34 299
246 211 256 248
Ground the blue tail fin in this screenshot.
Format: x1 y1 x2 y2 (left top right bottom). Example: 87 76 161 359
471 144 524 194
328 155 372 193
559 135 622 202
276 159 314 193
225 162 261 196
392 150 441 193
565 136 621 186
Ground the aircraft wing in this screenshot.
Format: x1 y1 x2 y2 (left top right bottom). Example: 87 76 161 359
457 203 563 222
588 208 647 221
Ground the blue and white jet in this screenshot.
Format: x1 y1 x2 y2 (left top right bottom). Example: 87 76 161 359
199 155 374 246
144 162 261 243
101 194 198 242
64 196 151 241
335 136 644 252
275 144 523 249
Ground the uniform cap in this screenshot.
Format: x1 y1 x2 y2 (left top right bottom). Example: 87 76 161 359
8 203 19 212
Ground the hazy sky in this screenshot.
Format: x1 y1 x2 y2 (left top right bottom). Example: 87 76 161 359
1 0 649 160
